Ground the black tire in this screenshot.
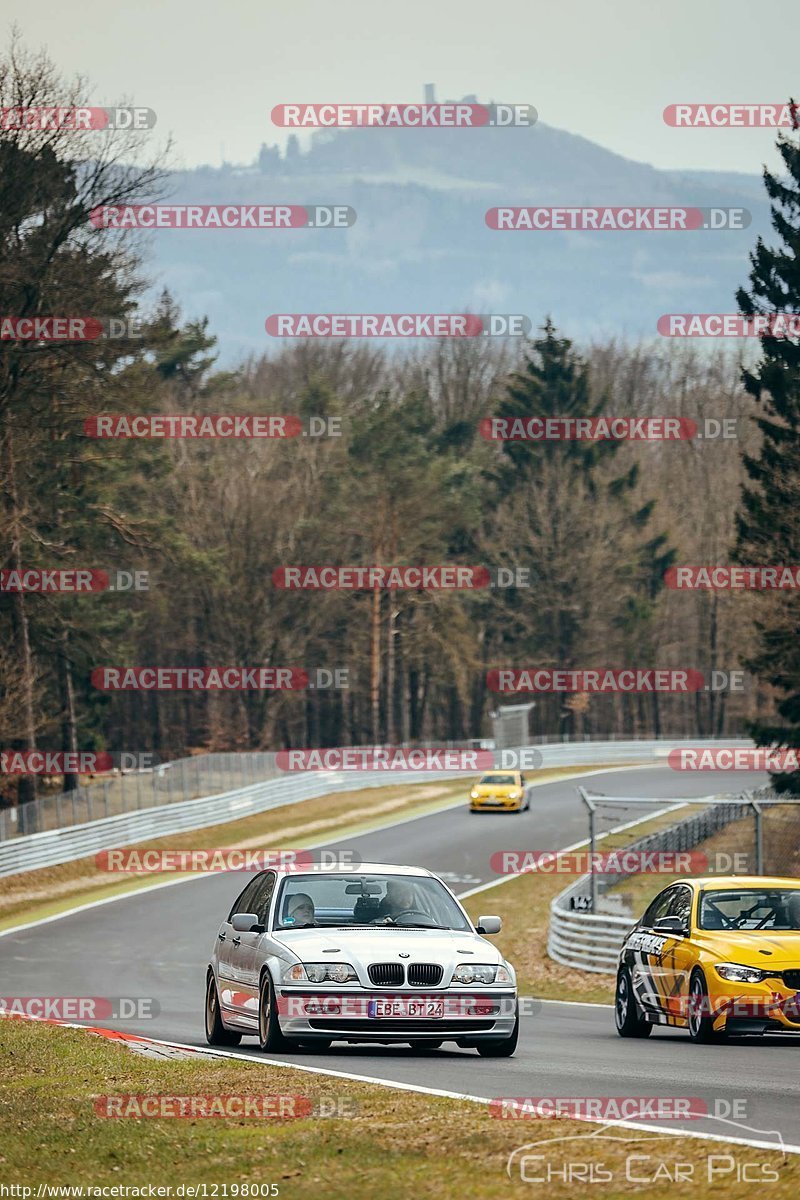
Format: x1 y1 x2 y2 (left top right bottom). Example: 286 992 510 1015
205 971 242 1047
688 970 725 1044
477 1004 519 1057
614 968 652 1038
409 1040 443 1052
258 969 292 1053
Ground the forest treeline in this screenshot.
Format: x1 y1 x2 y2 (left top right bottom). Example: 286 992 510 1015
2 38 799 804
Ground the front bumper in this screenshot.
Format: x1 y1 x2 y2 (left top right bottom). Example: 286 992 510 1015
707 976 800 1033
277 988 518 1041
470 795 523 811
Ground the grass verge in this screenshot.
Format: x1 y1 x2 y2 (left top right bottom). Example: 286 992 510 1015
0 1018 796 1199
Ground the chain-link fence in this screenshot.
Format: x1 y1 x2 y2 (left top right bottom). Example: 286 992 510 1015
0 752 281 840
578 788 800 918
0 735 755 843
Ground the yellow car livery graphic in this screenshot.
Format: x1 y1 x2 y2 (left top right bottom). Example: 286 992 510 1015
616 876 800 1042
469 770 530 813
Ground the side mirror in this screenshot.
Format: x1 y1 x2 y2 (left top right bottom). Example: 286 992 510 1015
477 915 502 935
653 915 687 937
231 912 263 933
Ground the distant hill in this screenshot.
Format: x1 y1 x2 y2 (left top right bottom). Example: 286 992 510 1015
139 116 770 363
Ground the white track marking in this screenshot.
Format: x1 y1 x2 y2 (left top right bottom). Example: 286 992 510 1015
107 1032 800 1155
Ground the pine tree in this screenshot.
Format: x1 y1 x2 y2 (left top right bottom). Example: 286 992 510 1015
735 108 800 792
487 322 674 735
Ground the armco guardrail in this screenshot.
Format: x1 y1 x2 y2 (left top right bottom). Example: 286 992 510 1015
0 738 753 879
547 906 632 973
547 794 755 973
0 735 752 842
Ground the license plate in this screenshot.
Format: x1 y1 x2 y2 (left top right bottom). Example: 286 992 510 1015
367 999 444 1019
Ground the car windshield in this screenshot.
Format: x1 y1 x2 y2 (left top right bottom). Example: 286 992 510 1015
698 888 800 931
273 873 472 931
479 774 516 786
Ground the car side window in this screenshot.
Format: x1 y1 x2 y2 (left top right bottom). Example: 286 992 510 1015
666 885 692 930
642 887 676 928
227 876 263 922
250 871 276 925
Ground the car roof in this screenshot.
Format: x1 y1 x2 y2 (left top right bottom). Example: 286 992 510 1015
687 875 800 890
273 861 435 878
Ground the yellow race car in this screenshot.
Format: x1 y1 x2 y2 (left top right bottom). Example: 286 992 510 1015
469 770 530 813
616 875 800 1042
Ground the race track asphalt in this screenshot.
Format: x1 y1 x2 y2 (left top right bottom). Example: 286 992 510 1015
3 765 798 1149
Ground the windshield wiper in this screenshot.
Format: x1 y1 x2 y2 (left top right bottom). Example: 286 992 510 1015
390 922 449 930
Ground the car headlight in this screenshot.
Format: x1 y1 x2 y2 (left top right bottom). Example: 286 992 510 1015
715 962 768 984
508 790 521 799
470 789 479 799
452 963 510 984
284 962 358 984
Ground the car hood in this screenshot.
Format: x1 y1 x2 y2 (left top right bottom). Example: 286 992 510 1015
272 926 505 966
473 786 517 796
696 930 800 968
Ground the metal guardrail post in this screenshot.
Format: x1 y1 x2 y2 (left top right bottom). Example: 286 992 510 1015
751 798 764 874
578 787 597 913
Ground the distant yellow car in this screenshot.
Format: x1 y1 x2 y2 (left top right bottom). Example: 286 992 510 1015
616 875 800 1042
469 771 529 813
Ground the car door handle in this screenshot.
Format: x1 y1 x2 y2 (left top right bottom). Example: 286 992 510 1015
232 936 241 947
217 932 226 941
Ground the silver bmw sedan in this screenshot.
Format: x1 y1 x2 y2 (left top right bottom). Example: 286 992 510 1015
205 861 518 1056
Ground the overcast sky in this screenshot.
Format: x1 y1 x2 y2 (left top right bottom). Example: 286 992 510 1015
4 0 794 175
